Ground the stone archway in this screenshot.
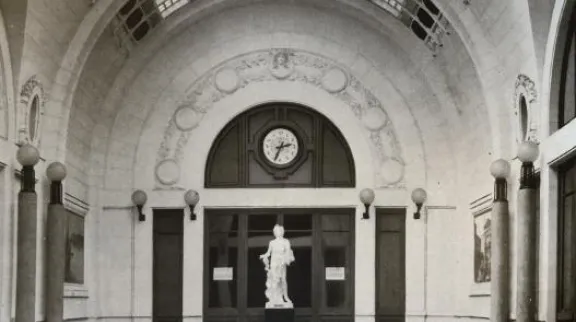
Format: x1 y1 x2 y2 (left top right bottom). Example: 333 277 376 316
0 9 14 142
152 49 405 191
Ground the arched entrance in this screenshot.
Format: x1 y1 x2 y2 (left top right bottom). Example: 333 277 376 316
204 103 355 188
203 103 356 322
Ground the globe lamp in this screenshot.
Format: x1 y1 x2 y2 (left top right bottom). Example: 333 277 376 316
184 189 200 220
411 188 427 219
359 188 375 219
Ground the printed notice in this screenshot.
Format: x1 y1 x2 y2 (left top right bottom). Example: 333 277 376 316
213 267 233 281
325 267 345 280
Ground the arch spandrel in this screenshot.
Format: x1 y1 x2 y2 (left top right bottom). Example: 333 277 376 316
150 49 405 190
98 4 457 202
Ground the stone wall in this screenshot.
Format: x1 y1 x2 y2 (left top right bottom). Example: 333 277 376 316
0 0 565 322
82 2 496 322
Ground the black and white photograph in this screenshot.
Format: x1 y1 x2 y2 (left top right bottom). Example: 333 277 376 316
0 1 570 322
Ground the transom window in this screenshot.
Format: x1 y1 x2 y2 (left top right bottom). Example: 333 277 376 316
205 103 355 188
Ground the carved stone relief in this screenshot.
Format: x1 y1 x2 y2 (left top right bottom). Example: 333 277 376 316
513 74 539 144
154 49 405 189
19 76 45 145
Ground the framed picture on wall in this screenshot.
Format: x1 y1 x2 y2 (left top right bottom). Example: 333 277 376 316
65 208 85 284
469 193 492 296
473 210 491 284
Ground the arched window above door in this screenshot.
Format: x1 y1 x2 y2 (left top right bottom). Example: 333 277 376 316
205 103 355 188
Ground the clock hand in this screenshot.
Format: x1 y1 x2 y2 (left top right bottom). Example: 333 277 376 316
274 142 286 161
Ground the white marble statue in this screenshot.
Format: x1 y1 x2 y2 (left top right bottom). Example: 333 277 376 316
259 224 295 308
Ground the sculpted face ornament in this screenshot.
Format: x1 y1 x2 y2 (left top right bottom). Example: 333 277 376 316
154 49 405 189
270 51 293 79
259 224 295 308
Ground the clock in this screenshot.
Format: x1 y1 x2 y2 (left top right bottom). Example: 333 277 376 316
261 127 300 167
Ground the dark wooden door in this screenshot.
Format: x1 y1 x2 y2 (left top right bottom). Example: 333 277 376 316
375 208 406 322
153 209 184 322
558 159 576 321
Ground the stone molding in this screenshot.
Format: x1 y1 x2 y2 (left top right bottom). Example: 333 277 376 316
18 75 45 146
513 74 539 144
154 48 405 189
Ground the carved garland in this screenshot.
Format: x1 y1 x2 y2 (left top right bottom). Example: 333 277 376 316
513 74 538 143
19 76 46 145
154 49 405 189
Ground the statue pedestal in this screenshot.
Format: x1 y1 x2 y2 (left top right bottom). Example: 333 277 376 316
265 307 294 322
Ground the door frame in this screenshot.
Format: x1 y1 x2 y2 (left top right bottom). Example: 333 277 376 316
152 208 185 322
203 207 355 322
375 207 406 322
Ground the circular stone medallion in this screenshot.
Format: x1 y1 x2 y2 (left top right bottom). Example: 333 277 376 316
321 67 348 93
155 159 180 185
270 65 294 79
362 108 387 131
379 159 404 185
214 68 240 94
173 106 202 131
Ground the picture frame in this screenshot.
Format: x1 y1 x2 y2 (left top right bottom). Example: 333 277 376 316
64 208 85 285
469 193 492 297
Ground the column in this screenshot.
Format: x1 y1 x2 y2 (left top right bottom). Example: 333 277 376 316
489 159 511 322
46 162 67 322
515 141 539 322
15 144 40 322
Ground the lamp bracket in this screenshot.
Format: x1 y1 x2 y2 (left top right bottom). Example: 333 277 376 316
362 203 370 220
189 204 197 221
137 205 145 221
413 203 423 220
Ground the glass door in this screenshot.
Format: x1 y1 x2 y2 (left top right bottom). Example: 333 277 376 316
204 209 354 322
318 213 354 320
244 212 314 321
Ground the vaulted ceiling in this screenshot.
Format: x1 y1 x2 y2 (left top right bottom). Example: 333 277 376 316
115 0 451 56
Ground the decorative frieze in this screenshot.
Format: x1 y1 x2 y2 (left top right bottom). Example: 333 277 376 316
513 74 539 144
155 49 405 189
19 76 45 145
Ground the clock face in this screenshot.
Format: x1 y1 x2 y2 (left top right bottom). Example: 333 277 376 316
262 127 300 166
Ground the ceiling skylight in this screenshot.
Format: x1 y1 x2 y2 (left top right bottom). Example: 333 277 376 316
156 0 190 18
370 0 405 17
112 0 450 56
368 0 450 55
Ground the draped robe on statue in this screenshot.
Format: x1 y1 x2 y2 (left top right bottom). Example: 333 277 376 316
260 225 295 308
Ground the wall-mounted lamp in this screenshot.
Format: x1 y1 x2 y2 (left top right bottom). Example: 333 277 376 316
359 188 375 220
184 189 200 220
16 143 40 192
411 188 427 220
131 190 147 221
46 162 67 204
517 141 539 189
490 159 511 201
